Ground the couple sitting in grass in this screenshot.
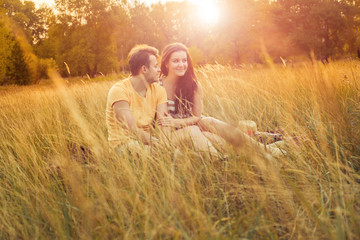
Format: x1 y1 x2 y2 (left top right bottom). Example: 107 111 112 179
106 43 285 157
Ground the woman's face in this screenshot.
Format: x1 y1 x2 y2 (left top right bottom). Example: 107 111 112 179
166 50 188 77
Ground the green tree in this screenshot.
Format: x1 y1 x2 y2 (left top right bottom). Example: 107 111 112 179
108 4 131 72
5 36 31 85
0 2 12 82
270 0 360 60
150 1 197 46
0 2 40 85
49 0 128 77
2 0 45 44
214 0 260 64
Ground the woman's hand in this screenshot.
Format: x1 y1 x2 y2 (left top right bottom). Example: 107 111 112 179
158 112 180 128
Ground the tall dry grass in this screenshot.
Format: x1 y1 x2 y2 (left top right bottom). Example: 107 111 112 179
0 61 359 239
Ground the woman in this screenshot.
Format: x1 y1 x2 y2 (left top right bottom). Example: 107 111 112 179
158 43 284 155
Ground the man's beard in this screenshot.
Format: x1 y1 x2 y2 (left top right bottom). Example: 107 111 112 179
146 76 158 84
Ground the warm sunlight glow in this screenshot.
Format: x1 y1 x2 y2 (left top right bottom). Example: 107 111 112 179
196 0 220 25
32 0 54 8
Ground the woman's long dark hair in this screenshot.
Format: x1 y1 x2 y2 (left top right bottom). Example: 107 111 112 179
160 43 198 116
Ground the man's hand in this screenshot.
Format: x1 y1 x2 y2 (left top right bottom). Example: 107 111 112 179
158 112 201 129
113 100 153 144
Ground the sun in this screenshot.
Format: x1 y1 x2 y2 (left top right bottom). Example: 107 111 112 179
196 0 220 25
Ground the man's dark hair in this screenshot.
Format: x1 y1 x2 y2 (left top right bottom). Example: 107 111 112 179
128 44 159 75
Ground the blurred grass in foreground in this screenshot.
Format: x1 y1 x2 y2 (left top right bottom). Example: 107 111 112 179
0 61 359 239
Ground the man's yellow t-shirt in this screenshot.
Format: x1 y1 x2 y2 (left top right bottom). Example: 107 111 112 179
106 78 168 148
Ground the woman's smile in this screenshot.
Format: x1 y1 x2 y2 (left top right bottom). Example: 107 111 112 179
167 50 188 76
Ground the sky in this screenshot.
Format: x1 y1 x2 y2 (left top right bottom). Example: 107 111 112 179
31 0 189 8
30 0 220 25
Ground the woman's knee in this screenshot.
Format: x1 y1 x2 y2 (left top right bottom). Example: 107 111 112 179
183 125 202 135
198 117 217 130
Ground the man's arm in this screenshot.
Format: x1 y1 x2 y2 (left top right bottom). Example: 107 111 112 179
113 101 158 145
155 102 173 140
156 103 170 128
156 103 171 130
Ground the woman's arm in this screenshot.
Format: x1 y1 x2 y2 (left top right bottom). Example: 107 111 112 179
172 115 201 127
192 81 203 117
174 82 203 126
158 82 203 128
158 112 201 128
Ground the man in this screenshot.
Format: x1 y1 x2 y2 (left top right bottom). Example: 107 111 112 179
107 44 219 155
106 44 168 151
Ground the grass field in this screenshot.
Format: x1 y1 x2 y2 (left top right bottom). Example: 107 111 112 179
0 61 359 239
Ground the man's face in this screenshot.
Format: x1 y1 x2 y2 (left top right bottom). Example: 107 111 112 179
144 55 161 84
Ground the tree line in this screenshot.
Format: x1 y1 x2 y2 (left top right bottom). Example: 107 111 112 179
0 0 359 85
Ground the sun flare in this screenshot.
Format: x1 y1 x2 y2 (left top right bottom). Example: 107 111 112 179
196 0 220 25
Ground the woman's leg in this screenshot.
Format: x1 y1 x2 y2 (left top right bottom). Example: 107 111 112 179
202 131 227 146
198 117 252 147
198 117 283 155
170 125 218 155
202 131 227 151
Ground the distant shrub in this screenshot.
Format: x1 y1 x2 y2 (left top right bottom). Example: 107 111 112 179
1 33 42 85
4 39 32 85
38 58 57 80
188 45 205 65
